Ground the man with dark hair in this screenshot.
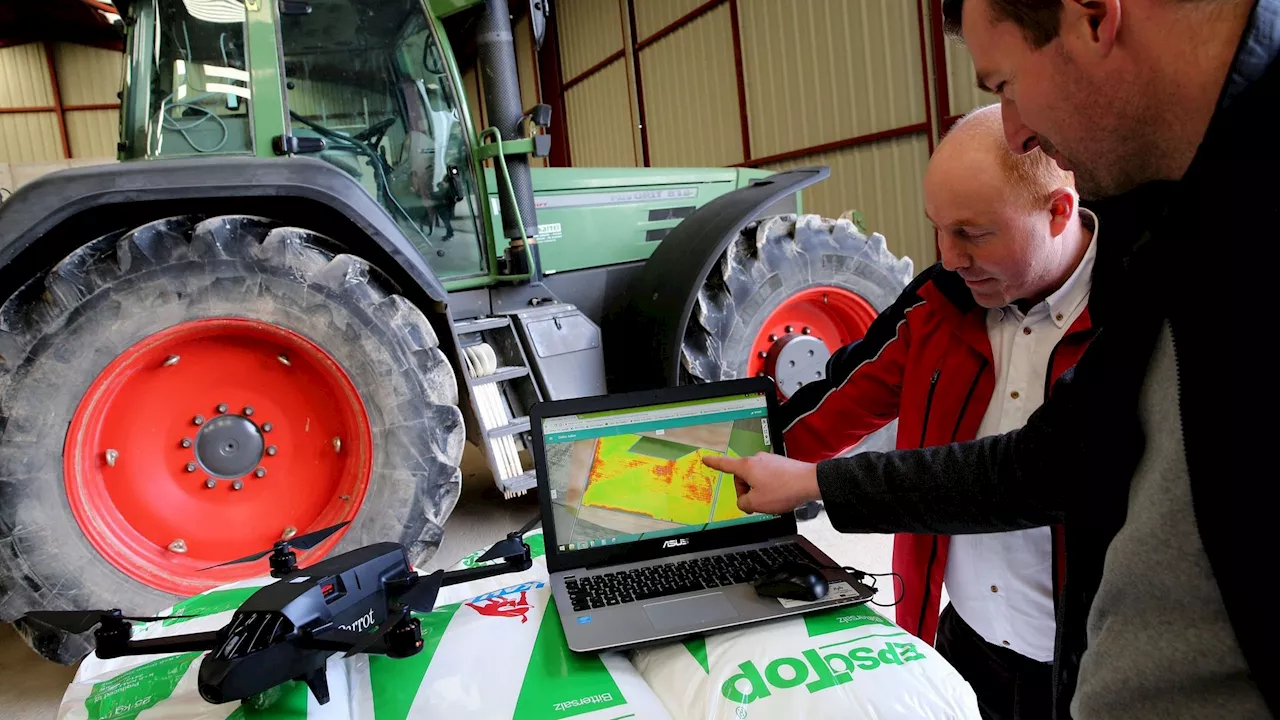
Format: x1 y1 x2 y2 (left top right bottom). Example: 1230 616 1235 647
706 1 1276 718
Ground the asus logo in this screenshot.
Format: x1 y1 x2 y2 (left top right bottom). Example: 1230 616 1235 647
662 538 689 549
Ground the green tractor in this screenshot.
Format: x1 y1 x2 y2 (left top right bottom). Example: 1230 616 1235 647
0 0 913 662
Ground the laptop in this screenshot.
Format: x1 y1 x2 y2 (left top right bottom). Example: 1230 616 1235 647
529 376 875 654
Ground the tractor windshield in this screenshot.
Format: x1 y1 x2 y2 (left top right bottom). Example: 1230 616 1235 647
121 0 255 157
279 0 487 281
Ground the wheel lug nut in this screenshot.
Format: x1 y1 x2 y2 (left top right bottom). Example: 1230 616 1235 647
768 334 778 342
231 480 244 491
785 325 794 333
282 526 297 541
262 422 273 433
243 406 254 417
266 445 278 456
756 371 765 377
163 355 180 367
801 327 812 335
254 467 266 478
193 414 205 426
181 437 192 448
333 437 342 453
185 462 197 473
168 539 187 553
216 403 228 414
204 478 217 489
277 354 291 367
757 351 767 359
105 449 119 467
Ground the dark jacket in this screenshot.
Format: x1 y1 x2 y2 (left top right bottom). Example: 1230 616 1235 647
779 262 1094 643
813 13 1278 720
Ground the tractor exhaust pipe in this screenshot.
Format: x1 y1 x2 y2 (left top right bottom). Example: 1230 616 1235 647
477 0 539 266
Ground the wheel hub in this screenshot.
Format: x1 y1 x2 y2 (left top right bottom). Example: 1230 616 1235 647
195 414 265 479
768 335 831 397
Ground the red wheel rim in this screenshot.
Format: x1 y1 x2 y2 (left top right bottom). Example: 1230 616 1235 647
64 318 373 596
747 286 879 381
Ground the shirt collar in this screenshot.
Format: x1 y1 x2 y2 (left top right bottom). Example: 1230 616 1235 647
991 208 1098 329
1222 0 1280 108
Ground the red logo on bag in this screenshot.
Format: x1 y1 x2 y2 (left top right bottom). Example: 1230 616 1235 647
467 591 534 623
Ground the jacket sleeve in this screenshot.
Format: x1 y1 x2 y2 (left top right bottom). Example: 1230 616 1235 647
778 267 938 463
813 326 1141 535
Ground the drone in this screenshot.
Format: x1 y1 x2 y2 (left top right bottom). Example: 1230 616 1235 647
22 516 539 706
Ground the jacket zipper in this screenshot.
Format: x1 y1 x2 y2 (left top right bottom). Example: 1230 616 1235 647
914 369 941 635
917 360 985 637
919 369 941 447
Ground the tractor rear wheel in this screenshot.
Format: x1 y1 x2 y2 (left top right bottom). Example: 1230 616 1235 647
680 214 914 453
0 215 464 663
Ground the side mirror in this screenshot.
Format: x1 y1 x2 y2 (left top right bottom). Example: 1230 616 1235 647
529 0 549 50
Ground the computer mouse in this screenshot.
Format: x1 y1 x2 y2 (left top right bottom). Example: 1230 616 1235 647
752 561 829 602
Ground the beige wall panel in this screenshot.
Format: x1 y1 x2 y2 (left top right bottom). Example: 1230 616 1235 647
53 43 124 106
558 0 625 80
944 37 992 118
0 44 55 108
564 60 637 167
633 0 708 40
764 133 933 271
65 109 119 158
287 78 391 129
640 6 742 167
11 160 73 188
740 0 926 160
514 14 541 110
0 113 63 163
462 65 486 132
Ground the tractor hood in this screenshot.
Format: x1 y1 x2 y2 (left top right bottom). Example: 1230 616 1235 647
483 166 789 276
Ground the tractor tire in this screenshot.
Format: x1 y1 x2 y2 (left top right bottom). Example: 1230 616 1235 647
0 215 464 663
681 213 914 455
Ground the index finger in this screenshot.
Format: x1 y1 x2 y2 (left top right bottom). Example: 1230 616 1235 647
702 453 742 474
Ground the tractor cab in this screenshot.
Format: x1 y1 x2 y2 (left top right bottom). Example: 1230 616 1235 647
118 0 492 281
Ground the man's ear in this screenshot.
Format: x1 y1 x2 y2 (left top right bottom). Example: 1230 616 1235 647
1047 187 1077 237
1062 0 1121 58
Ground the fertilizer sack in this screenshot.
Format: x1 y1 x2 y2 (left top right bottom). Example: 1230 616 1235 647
631 602 979 719
58 532 669 720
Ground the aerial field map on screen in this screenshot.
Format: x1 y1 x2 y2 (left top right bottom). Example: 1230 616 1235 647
542 394 774 550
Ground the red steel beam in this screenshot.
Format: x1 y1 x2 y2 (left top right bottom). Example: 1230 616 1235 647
561 49 624 92
728 0 751 164
743 122 930 168
635 0 727 52
915 0 936 155
625 0 649 166
64 102 122 111
0 106 57 114
43 42 71 158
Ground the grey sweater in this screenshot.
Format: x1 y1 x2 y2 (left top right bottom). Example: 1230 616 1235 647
1071 324 1269 718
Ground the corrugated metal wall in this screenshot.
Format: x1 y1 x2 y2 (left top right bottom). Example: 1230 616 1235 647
640 5 742 167
553 0 936 267
944 37 990 119
1 41 123 166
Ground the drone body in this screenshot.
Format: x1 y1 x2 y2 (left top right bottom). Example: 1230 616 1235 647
25 519 537 707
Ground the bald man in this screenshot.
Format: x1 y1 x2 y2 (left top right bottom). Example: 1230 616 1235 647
706 104 1097 720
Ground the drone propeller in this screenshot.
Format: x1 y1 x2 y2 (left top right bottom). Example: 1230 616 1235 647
474 514 541 564
342 570 444 658
24 610 194 634
200 521 351 571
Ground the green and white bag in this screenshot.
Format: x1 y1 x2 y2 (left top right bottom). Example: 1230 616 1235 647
630 602 980 719
58 529 670 720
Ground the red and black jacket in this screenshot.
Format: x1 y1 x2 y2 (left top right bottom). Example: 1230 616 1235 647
779 262 1095 643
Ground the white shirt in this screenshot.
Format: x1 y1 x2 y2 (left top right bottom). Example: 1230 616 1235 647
943 211 1098 662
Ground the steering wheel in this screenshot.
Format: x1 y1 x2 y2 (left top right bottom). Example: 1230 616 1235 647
352 117 397 147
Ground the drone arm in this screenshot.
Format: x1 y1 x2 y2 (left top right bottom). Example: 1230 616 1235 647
440 546 532 588
95 630 223 659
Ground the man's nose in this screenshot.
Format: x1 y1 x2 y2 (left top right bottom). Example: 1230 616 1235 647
938 234 968 272
1002 100 1039 154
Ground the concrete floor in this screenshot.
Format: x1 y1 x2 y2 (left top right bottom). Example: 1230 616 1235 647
0 443 895 719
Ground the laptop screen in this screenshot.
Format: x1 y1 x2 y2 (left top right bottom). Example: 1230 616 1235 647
540 391 779 554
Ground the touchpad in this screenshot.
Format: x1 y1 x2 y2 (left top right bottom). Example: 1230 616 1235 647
644 592 738 630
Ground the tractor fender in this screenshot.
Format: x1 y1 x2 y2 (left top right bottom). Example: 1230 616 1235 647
607 166 831 391
0 156 448 310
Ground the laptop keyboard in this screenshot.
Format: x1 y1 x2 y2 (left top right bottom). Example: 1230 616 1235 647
564 543 815 612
